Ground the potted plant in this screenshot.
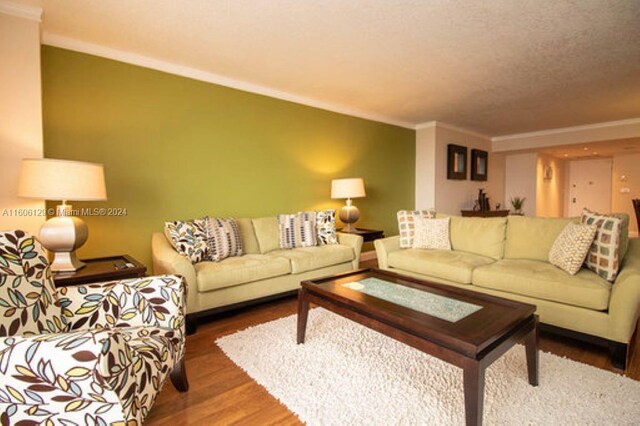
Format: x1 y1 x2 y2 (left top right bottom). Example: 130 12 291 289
510 197 526 215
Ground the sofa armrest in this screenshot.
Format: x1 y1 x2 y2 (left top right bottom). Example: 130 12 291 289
0 329 134 423
152 232 198 313
608 238 640 343
374 236 401 269
58 275 186 333
337 232 363 269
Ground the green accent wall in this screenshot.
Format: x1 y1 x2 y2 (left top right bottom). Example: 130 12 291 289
42 46 415 267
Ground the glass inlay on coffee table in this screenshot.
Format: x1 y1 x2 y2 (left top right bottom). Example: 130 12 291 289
342 277 482 322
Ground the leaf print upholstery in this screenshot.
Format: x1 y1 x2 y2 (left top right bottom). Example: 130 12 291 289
0 231 188 425
0 230 66 336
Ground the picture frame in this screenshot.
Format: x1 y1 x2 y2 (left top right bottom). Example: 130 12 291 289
471 149 488 181
447 144 467 180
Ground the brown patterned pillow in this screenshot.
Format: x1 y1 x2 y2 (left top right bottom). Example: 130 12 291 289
278 211 317 249
581 209 623 282
397 209 436 248
549 223 597 275
205 217 243 262
164 218 210 263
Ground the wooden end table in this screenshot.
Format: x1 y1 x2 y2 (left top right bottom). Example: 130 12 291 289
52 255 147 287
297 268 539 426
337 227 385 243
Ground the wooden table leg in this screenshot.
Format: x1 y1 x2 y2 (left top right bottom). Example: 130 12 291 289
297 289 309 344
524 316 539 386
463 360 485 426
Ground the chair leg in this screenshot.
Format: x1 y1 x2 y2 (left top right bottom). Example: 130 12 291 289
170 357 189 392
186 314 198 335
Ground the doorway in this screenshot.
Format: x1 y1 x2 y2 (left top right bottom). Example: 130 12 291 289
567 158 613 216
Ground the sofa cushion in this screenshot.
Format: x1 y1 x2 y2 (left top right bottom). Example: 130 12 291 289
397 210 436 248
268 245 354 274
195 254 291 292
204 217 243 262
504 216 576 261
581 209 625 282
450 216 507 260
236 218 260 254
472 259 611 310
278 211 317 249
252 217 280 253
548 223 597 275
164 218 210 263
387 249 495 284
316 209 338 245
412 217 451 250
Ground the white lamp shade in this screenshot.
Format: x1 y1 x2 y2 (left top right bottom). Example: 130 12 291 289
331 178 366 199
18 158 107 201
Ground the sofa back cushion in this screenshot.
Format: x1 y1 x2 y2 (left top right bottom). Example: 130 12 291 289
449 216 507 260
505 216 576 261
252 216 280 253
236 218 260 254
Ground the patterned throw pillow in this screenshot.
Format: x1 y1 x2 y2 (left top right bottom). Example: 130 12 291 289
164 218 210 263
398 209 436 248
316 209 338 245
205 217 243 262
278 211 318 249
549 223 597 275
412 217 451 250
581 209 623 282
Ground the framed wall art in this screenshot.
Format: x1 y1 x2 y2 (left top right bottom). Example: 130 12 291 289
447 144 467 180
471 149 488 181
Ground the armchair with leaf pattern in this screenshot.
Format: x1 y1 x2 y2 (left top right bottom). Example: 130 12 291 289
0 230 188 425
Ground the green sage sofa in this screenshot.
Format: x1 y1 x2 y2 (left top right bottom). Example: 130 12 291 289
152 216 363 332
374 215 639 369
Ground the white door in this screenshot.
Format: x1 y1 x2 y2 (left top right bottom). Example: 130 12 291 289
568 159 612 216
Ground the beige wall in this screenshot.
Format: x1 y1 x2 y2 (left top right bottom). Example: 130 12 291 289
536 153 566 217
415 123 505 214
0 12 44 234
415 126 436 209
612 153 640 236
504 153 537 216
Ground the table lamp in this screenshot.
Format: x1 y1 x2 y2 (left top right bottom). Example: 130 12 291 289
18 158 107 272
331 178 366 232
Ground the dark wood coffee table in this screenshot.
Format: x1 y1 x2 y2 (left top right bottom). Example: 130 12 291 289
297 268 538 426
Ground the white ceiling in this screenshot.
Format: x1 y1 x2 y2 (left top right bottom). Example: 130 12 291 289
9 0 640 135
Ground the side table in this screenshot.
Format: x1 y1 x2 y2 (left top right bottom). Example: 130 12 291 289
52 255 147 287
337 227 385 243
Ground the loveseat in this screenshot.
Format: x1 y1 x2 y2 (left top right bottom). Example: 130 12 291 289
374 215 640 369
152 216 363 331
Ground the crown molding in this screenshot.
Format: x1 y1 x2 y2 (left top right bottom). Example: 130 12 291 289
0 1 42 21
43 33 415 130
492 118 640 142
415 120 490 139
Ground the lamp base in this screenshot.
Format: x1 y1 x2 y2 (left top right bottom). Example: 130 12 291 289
51 252 86 272
39 214 89 272
339 201 360 233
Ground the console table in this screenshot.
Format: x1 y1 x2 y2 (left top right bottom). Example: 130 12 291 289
460 210 510 218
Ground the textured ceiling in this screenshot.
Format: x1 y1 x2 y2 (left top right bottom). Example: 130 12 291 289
539 138 640 159
12 0 640 135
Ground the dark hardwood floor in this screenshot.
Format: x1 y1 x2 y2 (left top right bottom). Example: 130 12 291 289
146 261 640 425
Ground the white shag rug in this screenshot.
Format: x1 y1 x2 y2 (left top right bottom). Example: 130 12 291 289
216 308 640 425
